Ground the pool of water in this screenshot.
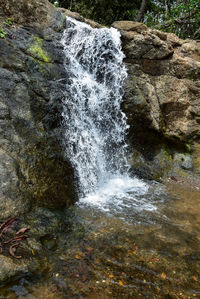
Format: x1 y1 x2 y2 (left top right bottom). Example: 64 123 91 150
1 179 200 298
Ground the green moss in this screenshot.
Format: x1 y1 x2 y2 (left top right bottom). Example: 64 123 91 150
29 37 51 63
185 143 191 153
161 147 172 161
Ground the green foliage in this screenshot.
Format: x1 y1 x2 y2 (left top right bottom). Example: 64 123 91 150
53 1 60 7
0 28 6 39
144 0 200 39
4 18 13 25
50 0 141 25
0 17 14 39
49 0 200 39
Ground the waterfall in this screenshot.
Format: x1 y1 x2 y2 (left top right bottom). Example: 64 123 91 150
61 17 151 212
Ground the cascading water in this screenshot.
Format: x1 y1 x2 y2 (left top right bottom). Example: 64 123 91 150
61 17 157 213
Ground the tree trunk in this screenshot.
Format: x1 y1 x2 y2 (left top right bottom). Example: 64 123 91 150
136 0 147 22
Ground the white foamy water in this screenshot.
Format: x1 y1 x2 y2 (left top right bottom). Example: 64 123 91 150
61 17 157 213
79 175 157 213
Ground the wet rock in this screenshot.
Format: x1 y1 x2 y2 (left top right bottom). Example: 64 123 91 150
0 0 78 219
25 207 65 237
0 255 40 285
0 207 69 285
40 235 57 250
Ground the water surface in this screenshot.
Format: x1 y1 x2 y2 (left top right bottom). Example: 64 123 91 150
1 180 200 299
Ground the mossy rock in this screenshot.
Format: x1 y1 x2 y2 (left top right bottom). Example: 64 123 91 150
17 140 77 209
28 37 51 63
128 129 194 181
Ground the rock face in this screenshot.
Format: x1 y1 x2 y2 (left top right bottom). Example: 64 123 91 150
112 21 200 179
0 0 200 218
0 0 77 219
0 1 200 219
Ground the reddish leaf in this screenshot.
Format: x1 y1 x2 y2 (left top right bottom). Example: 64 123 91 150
9 243 22 259
16 227 30 235
0 218 16 232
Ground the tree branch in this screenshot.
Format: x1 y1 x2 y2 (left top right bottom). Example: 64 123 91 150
136 0 147 22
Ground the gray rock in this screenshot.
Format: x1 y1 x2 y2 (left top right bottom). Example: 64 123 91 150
0 0 78 219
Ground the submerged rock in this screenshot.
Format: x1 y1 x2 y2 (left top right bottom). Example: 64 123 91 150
0 255 40 285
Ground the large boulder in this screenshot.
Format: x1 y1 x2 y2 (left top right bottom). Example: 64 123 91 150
0 0 77 219
0 0 65 29
112 21 200 179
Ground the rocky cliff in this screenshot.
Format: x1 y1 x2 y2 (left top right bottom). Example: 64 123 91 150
112 21 200 180
1 0 200 220
0 0 77 220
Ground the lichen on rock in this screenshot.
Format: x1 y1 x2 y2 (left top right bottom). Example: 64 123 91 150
28 36 51 63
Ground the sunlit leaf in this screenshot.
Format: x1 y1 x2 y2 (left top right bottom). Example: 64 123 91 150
192 276 197 281
160 273 166 279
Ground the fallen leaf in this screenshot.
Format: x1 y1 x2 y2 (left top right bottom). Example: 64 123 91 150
16 227 30 235
87 247 93 252
192 276 197 282
160 273 166 279
75 254 82 259
9 243 21 259
0 218 16 232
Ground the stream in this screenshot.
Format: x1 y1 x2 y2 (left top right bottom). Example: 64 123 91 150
1 181 200 298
